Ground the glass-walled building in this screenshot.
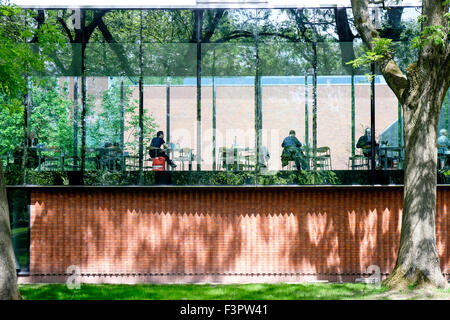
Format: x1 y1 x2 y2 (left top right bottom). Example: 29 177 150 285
4 1 450 282
2 2 449 187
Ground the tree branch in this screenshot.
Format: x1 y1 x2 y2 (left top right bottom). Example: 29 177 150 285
47 51 68 74
445 47 450 89
30 9 45 43
97 18 134 76
351 0 408 102
85 10 109 41
334 7 357 73
203 10 225 42
57 16 74 43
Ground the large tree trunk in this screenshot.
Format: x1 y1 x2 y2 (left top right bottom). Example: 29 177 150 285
383 77 448 290
351 0 449 291
0 164 20 299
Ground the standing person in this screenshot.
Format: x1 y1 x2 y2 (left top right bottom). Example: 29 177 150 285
281 130 307 170
149 131 177 168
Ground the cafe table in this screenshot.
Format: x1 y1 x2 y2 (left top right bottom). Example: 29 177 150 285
378 146 404 169
29 145 63 171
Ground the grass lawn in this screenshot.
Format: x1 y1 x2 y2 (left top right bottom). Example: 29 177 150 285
19 283 387 300
14 283 445 300
11 227 28 236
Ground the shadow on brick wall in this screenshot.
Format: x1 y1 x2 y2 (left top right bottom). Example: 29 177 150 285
29 188 449 280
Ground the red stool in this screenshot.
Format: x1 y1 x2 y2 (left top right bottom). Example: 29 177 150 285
152 157 166 171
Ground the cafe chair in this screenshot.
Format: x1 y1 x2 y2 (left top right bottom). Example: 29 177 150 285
42 147 62 171
124 153 140 171
99 146 122 171
348 153 369 170
313 146 332 170
243 148 257 171
218 147 234 171
286 161 296 170
174 148 193 171
64 155 81 171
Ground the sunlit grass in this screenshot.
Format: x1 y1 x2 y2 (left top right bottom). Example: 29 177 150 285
11 227 28 236
19 283 391 300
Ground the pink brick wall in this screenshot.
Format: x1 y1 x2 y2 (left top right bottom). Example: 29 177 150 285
28 187 449 283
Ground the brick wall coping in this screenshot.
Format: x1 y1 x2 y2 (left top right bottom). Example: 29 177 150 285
6 184 450 191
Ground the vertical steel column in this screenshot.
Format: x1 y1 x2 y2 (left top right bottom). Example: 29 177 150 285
73 76 79 168
196 10 203 171
351 72 355 169
138 10 144 184
120 76 125 170
254 9 262 175
312 43 318 172
370 63 376 181
166 76 171 143
22 77 30 183
398 100 402 147
80 9 87 180
212 50 217 170
22 14 29 182
446 90 449 133
305 75 309 146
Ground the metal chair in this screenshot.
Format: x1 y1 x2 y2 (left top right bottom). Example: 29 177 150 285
42 147 62 171
348 153 369 170
286 161 296 170
174 148 192 171
101 147 122 171
313 146 332 170
218 147 234 171
243 148 257 171
64 154 81 171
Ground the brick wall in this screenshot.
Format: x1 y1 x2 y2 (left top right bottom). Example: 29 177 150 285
28 186 449 283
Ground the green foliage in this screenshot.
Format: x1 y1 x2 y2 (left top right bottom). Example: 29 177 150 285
0 98 23 156
125 102 158 156
412 25 447 49
171 170 340 186
347 38 393 69
172 171 255 185
25 170 68 185
0 3 65 111
30 78 74 154
86 78 158 155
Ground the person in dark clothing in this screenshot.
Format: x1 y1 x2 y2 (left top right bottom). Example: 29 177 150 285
356 128 379 158
281 130 308 170
149 131 176 168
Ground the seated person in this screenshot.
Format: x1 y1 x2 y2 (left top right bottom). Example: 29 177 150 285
258 145 270 169
281 130 308 170
111 142 122 170
149 131 176 168
437 129 450 168
96 141 112 170
356 128 379 158
437 129 450 151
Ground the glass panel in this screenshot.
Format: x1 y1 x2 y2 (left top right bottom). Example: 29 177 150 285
195 9 257 185
1 7 435 186
8 190 29 273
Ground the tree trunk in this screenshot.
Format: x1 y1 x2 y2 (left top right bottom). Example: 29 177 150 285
0 164 21 300
383 80 448 290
